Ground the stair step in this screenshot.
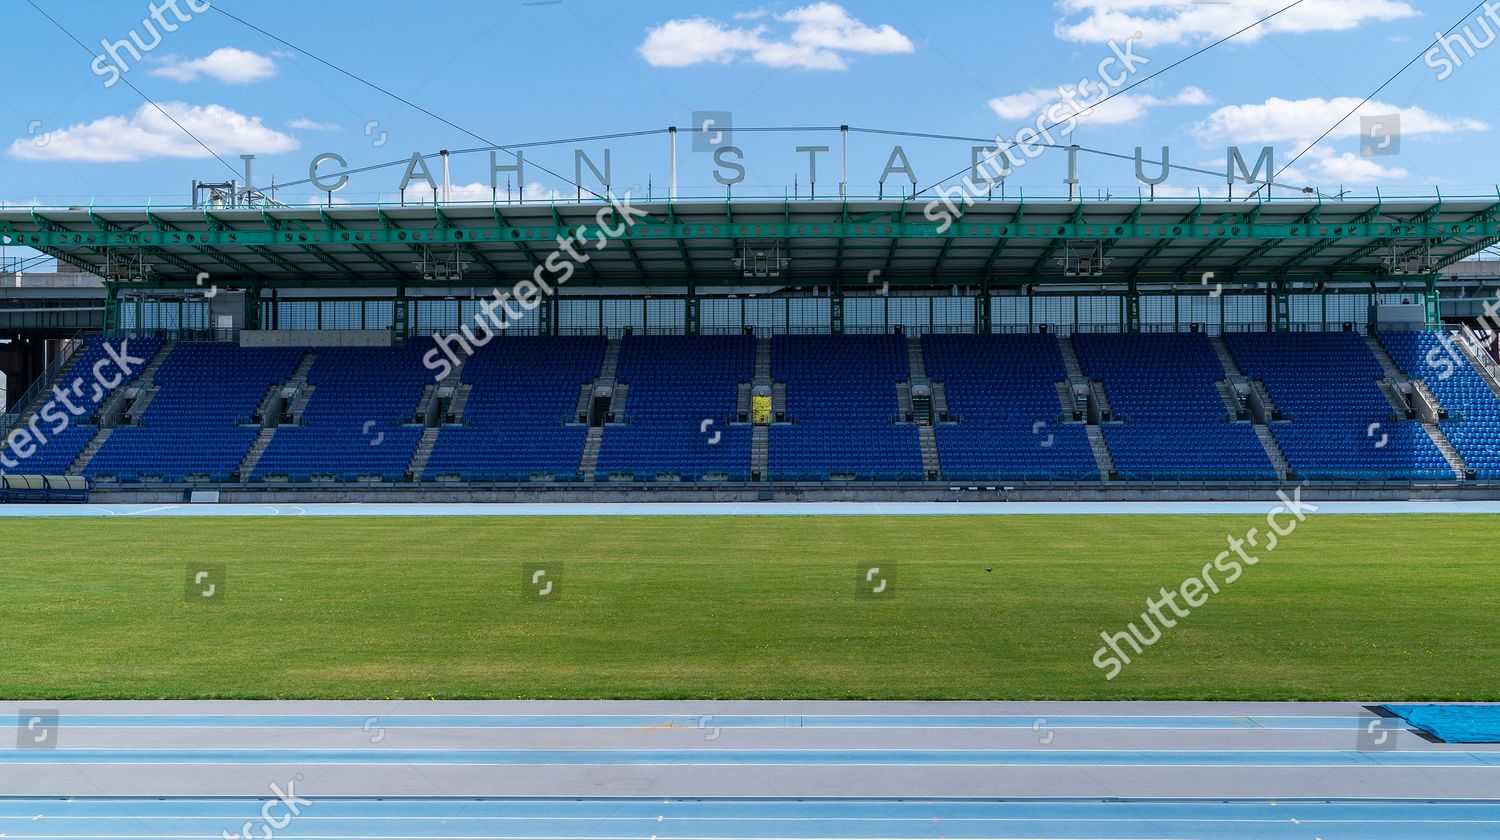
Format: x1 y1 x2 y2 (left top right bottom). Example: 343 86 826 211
235 427 278 480
906 337 928 381
406 427 442 479
917 424 941 480
1210 336 1245 379
751 425 769 480
67 427 112 475
1057 334 1086 380
1421 421 1469 480
1085 425 1114 480
1254 425 1290 480
578 426 605 479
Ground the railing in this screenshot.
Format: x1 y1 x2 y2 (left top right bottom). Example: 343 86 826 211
1456 324 1500 385
0 329 89 437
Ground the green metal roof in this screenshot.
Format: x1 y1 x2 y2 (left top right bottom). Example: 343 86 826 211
2 196 1495 290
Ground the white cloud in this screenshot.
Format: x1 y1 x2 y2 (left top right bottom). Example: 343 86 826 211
1194 97 1488 144
286 118 341 131
150 47 277 84
1301 150 1409 182
988 84 1210 126
395 180 570 204
1055 0 1418 46
6 102 298 163
639 2 913 70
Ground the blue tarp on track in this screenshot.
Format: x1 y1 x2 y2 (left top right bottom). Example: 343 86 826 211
1382 704 1500 743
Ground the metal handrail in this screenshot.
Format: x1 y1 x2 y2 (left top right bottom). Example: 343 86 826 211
0 329 90 436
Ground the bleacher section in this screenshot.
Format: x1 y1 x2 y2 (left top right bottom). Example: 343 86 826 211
922 333 1097 480
1225 331 1450 480
23 328 1500 487
769 335 922 480
1379 331 1500 478
13 336 164 475
252 343 432 481
86 343 305 482
1073 333 1274 480
595 335 753 480
422 336 605 481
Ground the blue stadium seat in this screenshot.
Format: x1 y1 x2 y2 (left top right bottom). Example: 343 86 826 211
1225 331 1449 480
85 342 304 482
15 336 164 475
422 336 604 481
596 335 753 480
1378 330 1500 478
1073 333 1274 480
252 342 432 482
923 333 1097 481
769 334 922 481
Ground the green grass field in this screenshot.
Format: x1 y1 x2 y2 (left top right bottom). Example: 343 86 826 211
2 514 1496 700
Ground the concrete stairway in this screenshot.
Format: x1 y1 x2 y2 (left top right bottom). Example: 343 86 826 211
1215 380 1246 419
65 341 175 476
406 427 441 479
754 338 771 381
1254 425 1291 480
250 382 282 427
122 385 162 424
1411 380 1446 420
1422 421 1469 480
906 337 928 381
66 428 112 475
598 340 621 382
1209 336 1245 378
1057 334 1085 380
930 382 949 420
1376 380 1411 417
1363 334 1405 380
235 428 277 479
1453 326 1500 400
751 425 769 479
448 383 472 422
108 341 174 423
607 383 629 417
1250 381 1282 420
281 351 319 424
1056 380 1077 417
917 425 941 479
1085 426 1115 480
578 427 604 478
575 384 594 423
1092 381 1115 419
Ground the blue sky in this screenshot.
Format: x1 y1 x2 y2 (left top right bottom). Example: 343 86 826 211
1 0 1496 210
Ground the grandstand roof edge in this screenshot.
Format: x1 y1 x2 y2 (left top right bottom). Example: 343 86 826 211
2 197 1494 289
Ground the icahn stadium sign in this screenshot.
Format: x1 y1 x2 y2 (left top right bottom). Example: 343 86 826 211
295 138 1280 210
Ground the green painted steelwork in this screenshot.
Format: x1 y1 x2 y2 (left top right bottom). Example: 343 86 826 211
5 218 1493 250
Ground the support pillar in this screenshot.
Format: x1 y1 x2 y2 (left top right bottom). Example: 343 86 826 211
539 290 554 336
1424 274 1440 326
1126 278 1141 333
686 281 700 335
243 285 262 331
978 282 992 334
103 284 120 333
830 278 844 335
1273 277 1291 332
392 287 409 340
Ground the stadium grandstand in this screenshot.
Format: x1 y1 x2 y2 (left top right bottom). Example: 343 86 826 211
0 195 1498 500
